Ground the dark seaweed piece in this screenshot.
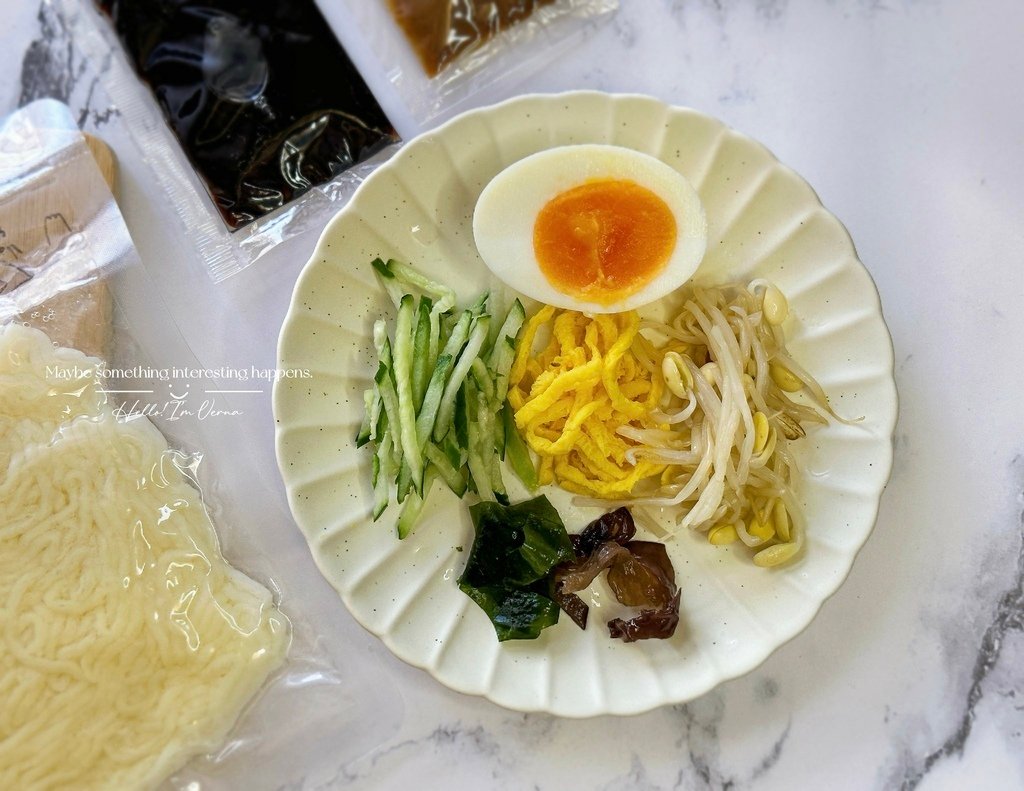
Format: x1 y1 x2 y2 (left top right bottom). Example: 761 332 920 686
571 506 636 556
461 497 575 588
459 584 562 642
458 496 575 641
608 591 682 643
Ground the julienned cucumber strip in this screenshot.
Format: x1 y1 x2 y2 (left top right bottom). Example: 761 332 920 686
369 384 383 443
441 311 472 360
362 385 389 450
396 459 413 504
476 385 507 504
467 291 489 318
495 391 507 460
453 386 469 449
411 297 432 411
468 354 505 461
356 388 375 448
503 402 538 490
397 469 437 539
415 353 454 448
442 432 464 471
372 258 404 309
392 295 424 493
373 320 393 367
373 427 395 519
385 259 456 314
488 299 526 368
433 315 491 443
372 332 402 466
463 380 494 502
396 488 422 539
469 357 494 404
427 308 441 371
491 456 509 507
424 442 467 497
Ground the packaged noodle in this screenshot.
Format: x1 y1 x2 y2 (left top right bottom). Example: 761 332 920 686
0 100 400 790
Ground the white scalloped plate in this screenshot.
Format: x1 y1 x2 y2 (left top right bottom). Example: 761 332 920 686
274 92 897 717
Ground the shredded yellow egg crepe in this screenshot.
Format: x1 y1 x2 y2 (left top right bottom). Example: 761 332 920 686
507 307 667 497
0 325 289 790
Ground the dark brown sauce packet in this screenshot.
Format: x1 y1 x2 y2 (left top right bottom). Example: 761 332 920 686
97 0 399 230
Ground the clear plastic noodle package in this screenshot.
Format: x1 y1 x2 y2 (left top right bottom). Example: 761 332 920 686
0 100 401 789
328 0 619 128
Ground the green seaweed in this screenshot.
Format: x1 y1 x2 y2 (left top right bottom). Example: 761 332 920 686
458 496 575 641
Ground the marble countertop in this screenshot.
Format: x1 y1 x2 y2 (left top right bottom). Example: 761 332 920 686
5 1 1023 789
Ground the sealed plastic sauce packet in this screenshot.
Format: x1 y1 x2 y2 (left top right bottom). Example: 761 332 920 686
94 0 399 233
0 100 401 790
44 0 616 282
325 0 619 128
46 0 400 281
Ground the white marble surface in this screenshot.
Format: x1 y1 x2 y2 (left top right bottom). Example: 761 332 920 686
6 0 1024 788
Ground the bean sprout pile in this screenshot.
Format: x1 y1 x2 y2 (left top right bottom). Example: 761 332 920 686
582 281 849 567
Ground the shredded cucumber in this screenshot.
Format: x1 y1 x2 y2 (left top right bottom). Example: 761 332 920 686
385 259 456 313
392 295 423 492
372 330 403 465
371 258 404 309
411 297 432 410
424 442 467 496
373 427 395 519
503 403 538 491
415 353 454 447
433 316 490 443
359 259 534 537
463 381 494 502
355 388 375 448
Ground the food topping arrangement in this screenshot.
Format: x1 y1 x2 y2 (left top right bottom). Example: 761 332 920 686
473 145 707 313
554 507 680 642
620 281 848 566
358 258 528 533
457 498 680 642
508 307 666 497
357 142 847 642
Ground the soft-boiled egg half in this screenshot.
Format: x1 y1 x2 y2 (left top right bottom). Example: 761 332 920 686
473 144 707 313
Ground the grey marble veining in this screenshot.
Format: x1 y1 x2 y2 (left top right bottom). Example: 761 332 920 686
886 468 1024 789
19 0 118 129
4 0 1023 788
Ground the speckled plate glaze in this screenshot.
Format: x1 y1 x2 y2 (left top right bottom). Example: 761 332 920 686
274 92 897 717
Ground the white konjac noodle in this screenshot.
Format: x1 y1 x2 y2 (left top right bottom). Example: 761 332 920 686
0 324 289 790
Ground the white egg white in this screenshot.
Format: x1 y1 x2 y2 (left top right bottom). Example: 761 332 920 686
472 144 707 313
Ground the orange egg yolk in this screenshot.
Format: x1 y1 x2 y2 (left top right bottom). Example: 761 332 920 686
533 179 677 305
